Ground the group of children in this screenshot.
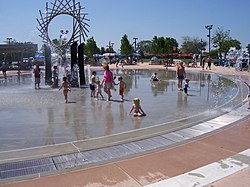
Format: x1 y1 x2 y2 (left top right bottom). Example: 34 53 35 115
56 71 146 117
57 70 250 118
90 71 127 101
89 71 146 117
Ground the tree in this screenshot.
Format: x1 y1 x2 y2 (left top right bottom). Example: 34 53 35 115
84 37 100 57
151 36 178 55
137 40 152 53
221 39 241 51
181 36 207 53
212 27 231 59
120 34 133 57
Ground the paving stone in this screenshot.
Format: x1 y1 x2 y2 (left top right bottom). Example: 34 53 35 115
128 138 164 152
150 136 175 146
190 124 215 133
161 132 189 142
101 145 135 159
122 142 147 153
175 128 205 138
79 149 111 165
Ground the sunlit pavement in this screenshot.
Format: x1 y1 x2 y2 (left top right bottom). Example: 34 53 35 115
0 63 250 187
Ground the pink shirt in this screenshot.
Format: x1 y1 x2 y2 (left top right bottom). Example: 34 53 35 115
104 70 113 83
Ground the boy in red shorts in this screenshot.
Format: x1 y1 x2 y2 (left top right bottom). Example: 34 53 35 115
116 76 126 101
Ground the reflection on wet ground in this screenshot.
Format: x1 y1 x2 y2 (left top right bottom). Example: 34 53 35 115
0 69 247 151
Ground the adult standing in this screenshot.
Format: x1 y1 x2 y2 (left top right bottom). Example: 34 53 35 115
102 63 114 101
176 61 186 91
33 65 41 89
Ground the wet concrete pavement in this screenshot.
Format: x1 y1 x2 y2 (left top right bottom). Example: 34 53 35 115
0 63 250 186
0 67 245 153
1 112 249 187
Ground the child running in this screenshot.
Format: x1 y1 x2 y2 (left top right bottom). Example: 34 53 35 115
244 81 250 109
59 76 71 103
116 76 126 101
95 80 105 100
129 98 146 117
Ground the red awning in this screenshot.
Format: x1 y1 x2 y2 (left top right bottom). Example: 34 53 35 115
161 53 194 57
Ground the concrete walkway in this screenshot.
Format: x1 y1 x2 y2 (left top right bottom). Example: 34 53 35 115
0 63 250 186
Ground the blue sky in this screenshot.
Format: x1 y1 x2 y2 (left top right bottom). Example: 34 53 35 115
0 0 249 51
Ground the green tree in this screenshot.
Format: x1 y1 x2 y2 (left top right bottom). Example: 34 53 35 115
212 27 231 59
151 36 178 55
84 37 100 57
120 34 133 56
151 36 165 54
137 40 152 53
165 37 178 53
221 39 241 51
181 36 207 53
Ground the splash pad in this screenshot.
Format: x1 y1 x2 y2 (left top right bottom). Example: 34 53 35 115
0 68 247 153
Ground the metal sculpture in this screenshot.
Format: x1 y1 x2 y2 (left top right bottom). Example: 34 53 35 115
37 0 89 49
36 0 89 86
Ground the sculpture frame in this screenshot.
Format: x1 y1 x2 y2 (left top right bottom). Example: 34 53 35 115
37 0 89 49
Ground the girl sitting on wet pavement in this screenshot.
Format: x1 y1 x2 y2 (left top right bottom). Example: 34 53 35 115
129 98 146 117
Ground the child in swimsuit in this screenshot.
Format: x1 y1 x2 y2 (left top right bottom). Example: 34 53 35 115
129 98 146 117
59 77 71 103
95 80 105 100
184 79 190 96
116 76 126 101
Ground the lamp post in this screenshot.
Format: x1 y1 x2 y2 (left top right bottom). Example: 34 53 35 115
59 30 68 65
107 41 114 53
107 41 114 64
60 30 68 45
205 25 213 55
133 37 138 52
6 37 13 65
6 37 12 45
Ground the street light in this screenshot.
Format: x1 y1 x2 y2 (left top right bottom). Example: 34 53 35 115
133 37 138 52
6 37 12 45
59 30 68 65
205 25 213 55
106 41 114 64
60 30 68 45
106 41 114 53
